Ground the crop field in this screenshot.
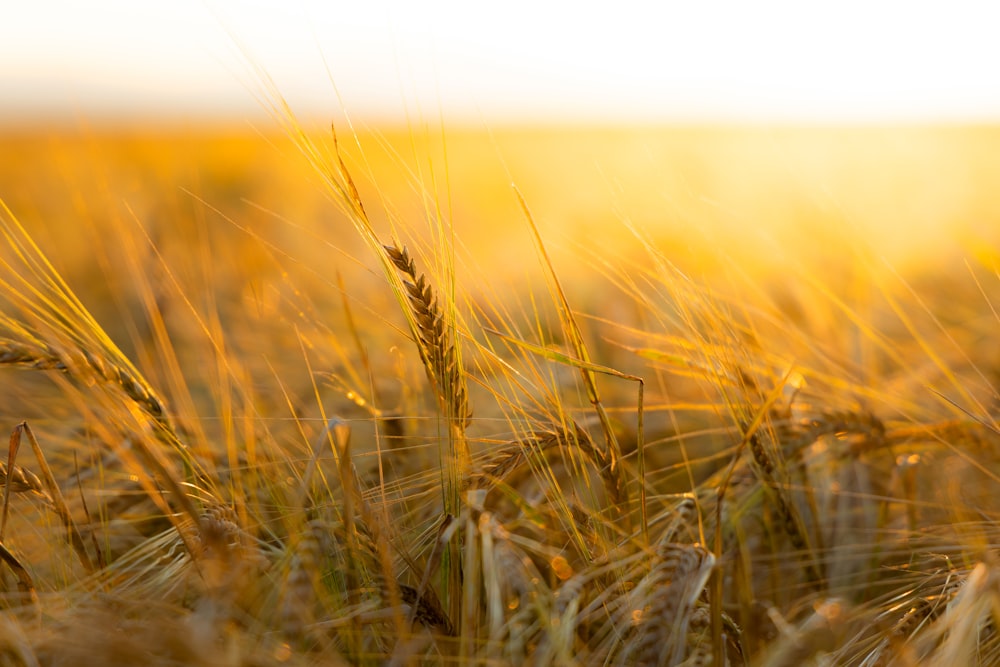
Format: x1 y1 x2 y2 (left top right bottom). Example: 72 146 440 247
0 117 998 665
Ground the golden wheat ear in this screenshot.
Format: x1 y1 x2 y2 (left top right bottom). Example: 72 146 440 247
383 243 472 433
0 205 175 429
0 205 223 580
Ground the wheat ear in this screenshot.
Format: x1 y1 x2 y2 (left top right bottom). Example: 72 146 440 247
469 425 626 509
745 423 824 585
621 543 716 666
0 339 174 443
383 244 471 434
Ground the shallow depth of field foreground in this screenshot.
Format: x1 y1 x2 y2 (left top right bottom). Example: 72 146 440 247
0 120 998 666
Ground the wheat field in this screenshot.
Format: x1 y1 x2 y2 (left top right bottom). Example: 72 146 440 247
0 117 997 665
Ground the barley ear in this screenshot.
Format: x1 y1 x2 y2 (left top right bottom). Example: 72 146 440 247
383 243 472 435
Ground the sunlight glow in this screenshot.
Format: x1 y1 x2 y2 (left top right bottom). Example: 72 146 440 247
3 1 1000 122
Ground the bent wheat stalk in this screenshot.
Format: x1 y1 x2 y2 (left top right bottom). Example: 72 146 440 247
0 339 172 439
13 422 93 573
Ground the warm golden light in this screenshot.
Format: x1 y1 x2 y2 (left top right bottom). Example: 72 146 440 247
3 2 1000 123
0 5 998 665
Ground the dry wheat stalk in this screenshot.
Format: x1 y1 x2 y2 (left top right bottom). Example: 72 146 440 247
0 541 37 608
324 421 454 637
859 593 945 667
332 515 455 637
8 423 94 572
325 471 455 637
904 561 1000 666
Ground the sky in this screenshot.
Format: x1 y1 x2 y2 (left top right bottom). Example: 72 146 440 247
3 1 1000 124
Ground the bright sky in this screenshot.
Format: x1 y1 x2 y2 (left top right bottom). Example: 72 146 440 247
4 1 1000 123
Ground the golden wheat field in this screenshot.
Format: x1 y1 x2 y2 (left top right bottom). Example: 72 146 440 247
0 118 998 666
